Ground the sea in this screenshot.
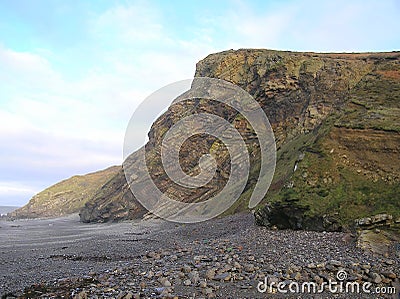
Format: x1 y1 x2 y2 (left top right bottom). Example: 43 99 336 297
0 206 19 217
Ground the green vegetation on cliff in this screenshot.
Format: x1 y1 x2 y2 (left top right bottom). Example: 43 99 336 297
11 166 120 219
73 49 400 228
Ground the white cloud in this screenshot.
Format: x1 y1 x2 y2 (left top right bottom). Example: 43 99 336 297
221 1 295 49
0 181 38 197
91 2 164 45
1 0 398 206
279 1 395 52
0 2 216 206
0 46 62 93
208 0 399 52
0 46 54 76
0 47 126 206
0 179 74 207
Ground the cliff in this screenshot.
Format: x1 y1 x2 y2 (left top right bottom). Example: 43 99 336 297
10 166 119 219
78 49 399 229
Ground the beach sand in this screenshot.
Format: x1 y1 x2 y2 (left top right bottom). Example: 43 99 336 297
0 213 398 298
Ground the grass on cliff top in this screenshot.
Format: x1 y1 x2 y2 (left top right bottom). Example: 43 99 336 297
18 166 120 216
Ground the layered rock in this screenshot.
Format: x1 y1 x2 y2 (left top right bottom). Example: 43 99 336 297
355 214 400 256
79 166 145 223
79 49 400 228
10 166 119 219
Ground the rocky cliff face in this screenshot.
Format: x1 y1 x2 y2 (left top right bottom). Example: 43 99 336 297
80 49 400 230
10 166 119 219
79 166 145 222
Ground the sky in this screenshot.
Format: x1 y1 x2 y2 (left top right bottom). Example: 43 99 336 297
0 0 399 206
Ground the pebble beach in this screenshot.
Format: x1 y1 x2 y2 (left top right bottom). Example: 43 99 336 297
0 213 399 298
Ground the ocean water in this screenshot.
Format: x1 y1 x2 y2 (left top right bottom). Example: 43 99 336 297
0 206 19 216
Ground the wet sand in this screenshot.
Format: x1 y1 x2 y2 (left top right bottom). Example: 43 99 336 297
0 213 399 298
0 214 167 295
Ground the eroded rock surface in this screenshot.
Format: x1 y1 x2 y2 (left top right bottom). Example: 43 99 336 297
75 49 399 228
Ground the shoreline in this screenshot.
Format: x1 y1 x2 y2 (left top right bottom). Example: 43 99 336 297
1 213 399 298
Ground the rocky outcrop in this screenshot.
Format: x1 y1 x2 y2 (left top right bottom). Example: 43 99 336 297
355 214 400 256
254 200 341 232
10 166 119 219
79 49 400 227
79 168 145 223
